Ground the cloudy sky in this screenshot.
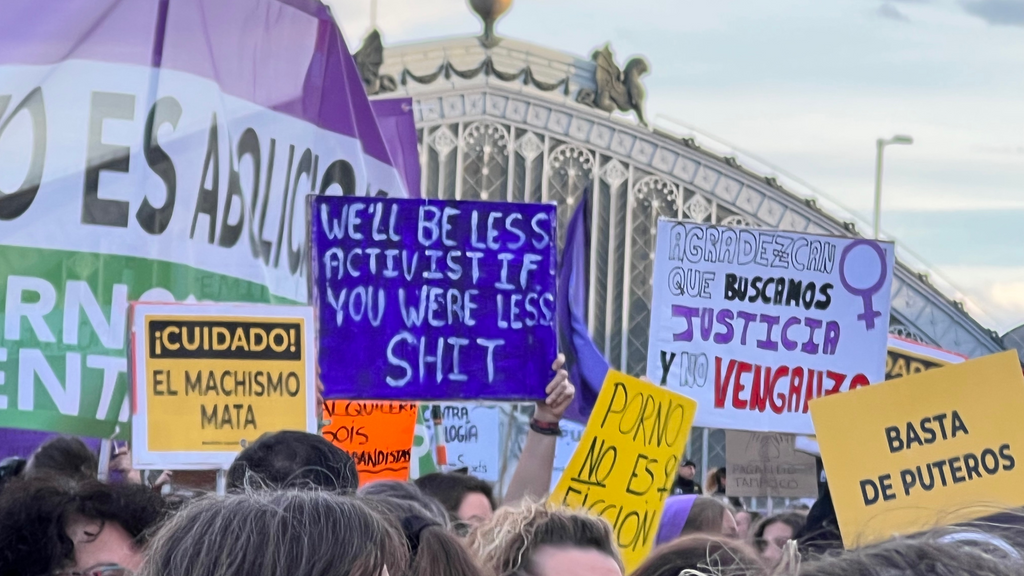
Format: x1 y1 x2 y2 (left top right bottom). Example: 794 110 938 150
327 0 1024 335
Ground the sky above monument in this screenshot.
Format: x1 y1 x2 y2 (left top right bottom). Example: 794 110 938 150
328 0 1024 335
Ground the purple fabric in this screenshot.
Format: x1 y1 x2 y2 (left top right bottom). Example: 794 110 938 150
656 495 698 546
338 38 396 166
0 0 398 148
310 196 558 401
0 429 101 459
557 188 611 423
371 98 422 198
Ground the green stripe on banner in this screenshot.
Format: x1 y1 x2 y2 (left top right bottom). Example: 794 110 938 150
0 245 299 438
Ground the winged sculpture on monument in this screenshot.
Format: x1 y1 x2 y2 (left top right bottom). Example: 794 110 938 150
576 45 650 127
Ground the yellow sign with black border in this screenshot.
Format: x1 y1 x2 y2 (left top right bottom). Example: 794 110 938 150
131 303 316 469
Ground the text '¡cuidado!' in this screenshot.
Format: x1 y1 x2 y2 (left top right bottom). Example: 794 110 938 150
859 410 1015 506
148 319 302 361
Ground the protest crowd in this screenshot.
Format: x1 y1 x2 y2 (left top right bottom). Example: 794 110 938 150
5 363 1024 576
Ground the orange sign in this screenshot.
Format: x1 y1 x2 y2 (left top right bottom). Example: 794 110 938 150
321 401 418 485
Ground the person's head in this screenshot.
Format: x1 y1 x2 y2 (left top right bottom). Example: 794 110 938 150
414 472 495 529
797 536 1022 576
468 501 623 576
24 436 98 481
633 535 766 576
677 460 697 481
735 510 761 540
141 490 408 576
706 467 727 492
362 495 483 576
683 496 738 539
752 512 805 568
227 431 358 493
0 477 166 576
358 480 450 528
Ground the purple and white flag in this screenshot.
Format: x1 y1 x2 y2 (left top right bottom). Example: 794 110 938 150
0 0 409 440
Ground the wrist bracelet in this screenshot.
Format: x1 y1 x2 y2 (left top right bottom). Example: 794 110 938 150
530 418 561 436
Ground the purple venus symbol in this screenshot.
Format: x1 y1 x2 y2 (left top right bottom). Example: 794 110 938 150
839 240 888 331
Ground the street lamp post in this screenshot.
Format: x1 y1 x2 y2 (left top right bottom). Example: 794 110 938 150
873 135 914 239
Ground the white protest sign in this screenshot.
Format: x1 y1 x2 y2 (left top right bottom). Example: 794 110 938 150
646 220 894 434
550 420 586 493
437 403 502 481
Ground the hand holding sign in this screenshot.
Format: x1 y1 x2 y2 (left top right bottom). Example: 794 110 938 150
550 370 696 572
536 354 575 423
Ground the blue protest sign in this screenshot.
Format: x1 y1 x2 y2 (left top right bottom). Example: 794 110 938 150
309 196 558 401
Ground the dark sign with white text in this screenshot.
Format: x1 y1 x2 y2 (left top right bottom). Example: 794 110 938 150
309 196 557 400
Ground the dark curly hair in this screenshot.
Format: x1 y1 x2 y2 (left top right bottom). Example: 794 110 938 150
0 477 167 576
25 436 98 481
226 431 359 493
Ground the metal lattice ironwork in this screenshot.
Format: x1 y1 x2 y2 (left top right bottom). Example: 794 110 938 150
417 121 749 479
461 122 510 201
412 108 1000 499
548 143 594 247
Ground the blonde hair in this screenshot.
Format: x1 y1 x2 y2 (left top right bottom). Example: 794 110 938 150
467 500 623 576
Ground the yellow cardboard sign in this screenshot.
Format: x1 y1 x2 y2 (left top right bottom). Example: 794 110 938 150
810 351 1024 548
550 370 697 571
131 303 317 469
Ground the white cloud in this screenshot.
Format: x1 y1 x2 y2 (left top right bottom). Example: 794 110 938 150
325 0 474 48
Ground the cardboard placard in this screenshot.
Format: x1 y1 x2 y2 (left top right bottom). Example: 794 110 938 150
321 401 418 485
308 196 558 401
434 403 503 481
646 220 894 434
810 351 1024 548
725 431 818 498
550 370 696 572
130 303 316 469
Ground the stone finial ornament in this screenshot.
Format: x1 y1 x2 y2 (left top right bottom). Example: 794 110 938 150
469 0 513 48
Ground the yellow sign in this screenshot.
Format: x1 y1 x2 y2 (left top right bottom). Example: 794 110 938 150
810 351 1024 548
550 370 697 571
886 336 965 380
131 303 317 469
